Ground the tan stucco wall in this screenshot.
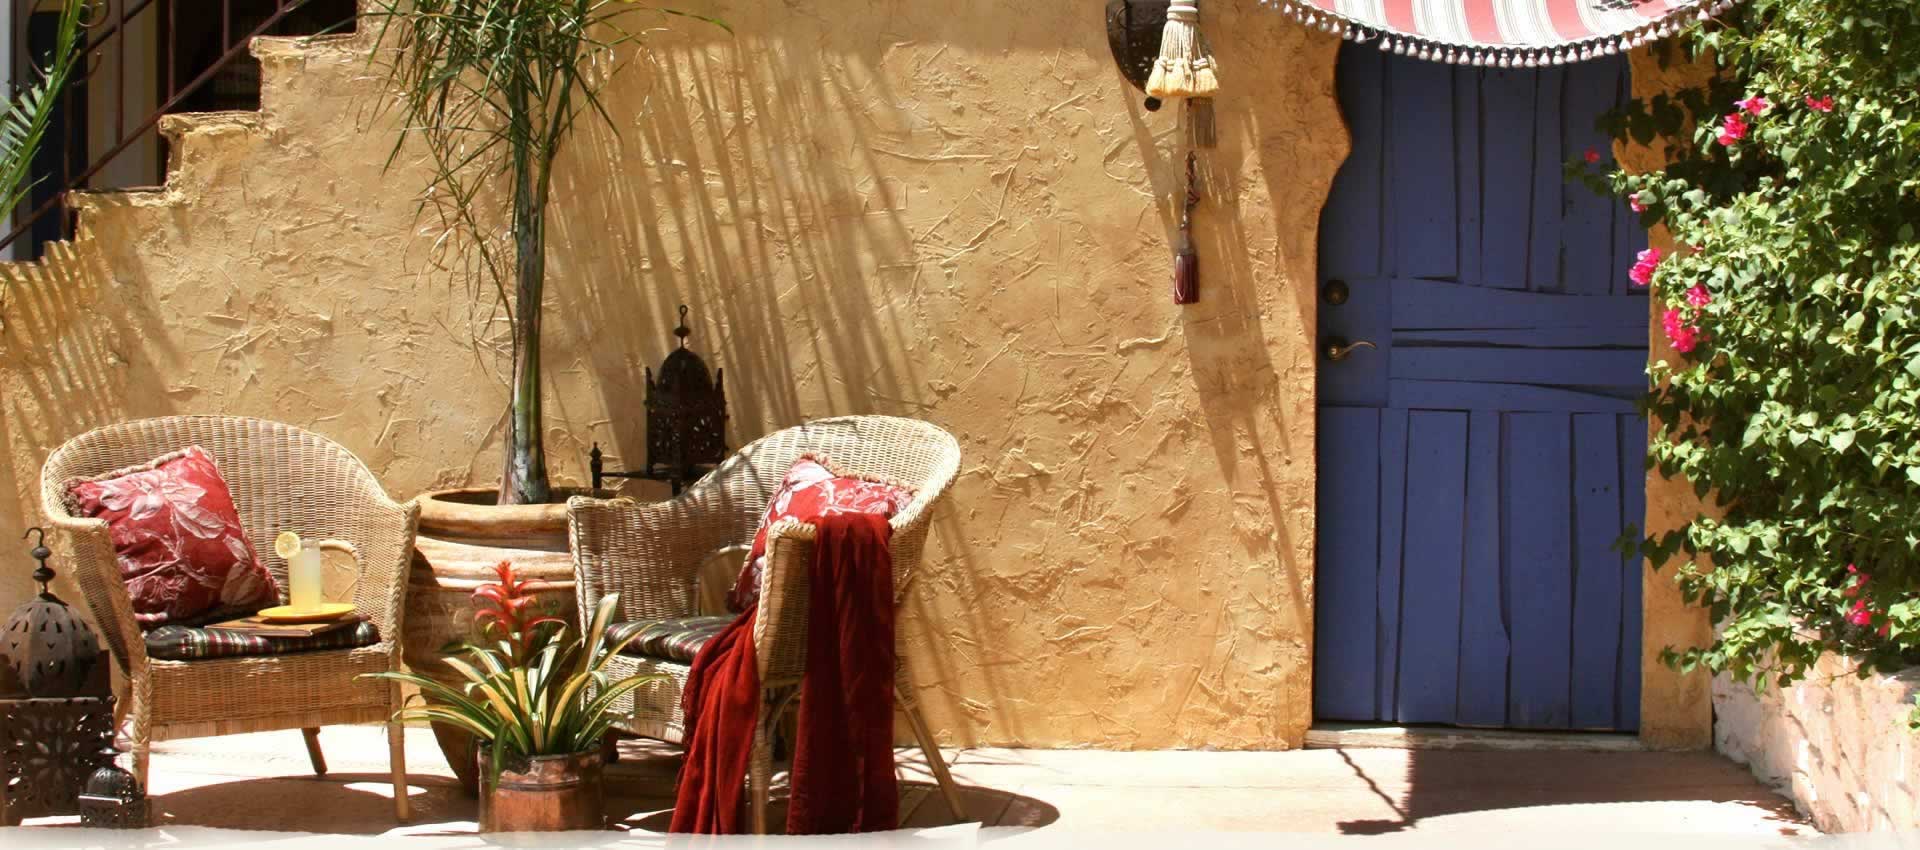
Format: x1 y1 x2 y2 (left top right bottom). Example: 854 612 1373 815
1622 47 1717 750
0 1 1346 749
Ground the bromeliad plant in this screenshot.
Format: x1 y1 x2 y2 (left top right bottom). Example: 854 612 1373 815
365 561 655 777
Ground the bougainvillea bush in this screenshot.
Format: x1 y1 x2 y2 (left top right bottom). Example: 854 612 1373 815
1590 2 1920 696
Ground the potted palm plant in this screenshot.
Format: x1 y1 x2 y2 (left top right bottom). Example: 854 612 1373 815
368 561 657 832
365 0 723 785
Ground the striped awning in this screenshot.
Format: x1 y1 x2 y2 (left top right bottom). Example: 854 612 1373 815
1259 0 1737 66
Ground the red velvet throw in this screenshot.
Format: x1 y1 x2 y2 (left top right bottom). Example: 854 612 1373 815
671 512 897 835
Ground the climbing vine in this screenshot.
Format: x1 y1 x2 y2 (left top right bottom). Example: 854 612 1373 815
1572 2 1920 706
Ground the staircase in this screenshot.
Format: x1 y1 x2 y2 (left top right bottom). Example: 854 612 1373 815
4 0 357 258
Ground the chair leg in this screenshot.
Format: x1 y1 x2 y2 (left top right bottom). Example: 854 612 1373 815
127 690 152 792
388 720 411 822
749 699 776 835
900 694 966 822
301 727 327 776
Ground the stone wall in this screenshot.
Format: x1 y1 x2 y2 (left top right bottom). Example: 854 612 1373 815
1715 655 1920 831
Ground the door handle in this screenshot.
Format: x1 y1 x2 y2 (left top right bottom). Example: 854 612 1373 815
1323 337 1377 362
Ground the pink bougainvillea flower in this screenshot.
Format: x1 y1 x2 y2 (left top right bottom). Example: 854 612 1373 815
1662 308 1701 354
1584 147 1602 164
1848 604 1874 627
1628 246 1663 287
1736 95 1771 116
1717 111 1749 146
1805 94 1835 113
1685 284 1712 308
1628 193 1645 213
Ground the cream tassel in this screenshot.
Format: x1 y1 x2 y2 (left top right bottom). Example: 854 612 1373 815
1146 0 1219 100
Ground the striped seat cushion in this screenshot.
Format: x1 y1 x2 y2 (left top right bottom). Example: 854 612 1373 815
145 620 381 661
607 616 734 663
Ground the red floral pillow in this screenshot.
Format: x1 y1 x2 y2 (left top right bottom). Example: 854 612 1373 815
64 446 281 628
728 454 913 612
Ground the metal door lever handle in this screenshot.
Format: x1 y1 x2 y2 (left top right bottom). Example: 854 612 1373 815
1323 337 1378 362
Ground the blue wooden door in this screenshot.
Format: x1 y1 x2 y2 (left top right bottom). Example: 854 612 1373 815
1313 44 1648 731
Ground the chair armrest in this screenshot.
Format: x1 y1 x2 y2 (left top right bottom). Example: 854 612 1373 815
568 495 733 624
356 497 420 647
39 511 148 677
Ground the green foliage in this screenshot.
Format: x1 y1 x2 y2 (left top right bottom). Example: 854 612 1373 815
1583 1 1920 693
363 563 659 781
0 0 87 222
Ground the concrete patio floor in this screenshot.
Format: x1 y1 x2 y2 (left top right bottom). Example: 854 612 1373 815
8 725 1810 839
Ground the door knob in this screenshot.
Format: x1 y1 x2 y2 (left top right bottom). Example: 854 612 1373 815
1323 336 1377 362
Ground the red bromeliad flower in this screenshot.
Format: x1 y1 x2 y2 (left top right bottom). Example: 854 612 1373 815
1805 94 1835 113
473 560 566 661
1717 111 1749 146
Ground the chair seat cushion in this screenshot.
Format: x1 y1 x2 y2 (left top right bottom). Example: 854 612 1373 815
608 616 735 663
63 445 281 628
729 454 914 612
145 620 381 661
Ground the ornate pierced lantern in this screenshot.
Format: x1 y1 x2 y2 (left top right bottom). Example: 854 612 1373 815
0 528 118 826
591 305 729 496
1106 0 1171 110
77 747 148 829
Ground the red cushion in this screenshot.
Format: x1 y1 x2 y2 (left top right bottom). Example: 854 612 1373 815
64 446 281 628
728 454 912 612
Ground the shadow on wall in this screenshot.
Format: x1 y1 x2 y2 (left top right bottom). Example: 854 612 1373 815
0 238 184 605
540 0 1338 747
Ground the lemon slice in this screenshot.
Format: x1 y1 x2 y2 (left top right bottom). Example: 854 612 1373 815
274 530 304 560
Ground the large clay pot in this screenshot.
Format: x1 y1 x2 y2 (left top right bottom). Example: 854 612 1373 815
479 750 606 833
404 487 586 796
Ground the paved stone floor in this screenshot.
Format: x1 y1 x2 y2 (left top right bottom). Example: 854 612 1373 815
9 725 1811 839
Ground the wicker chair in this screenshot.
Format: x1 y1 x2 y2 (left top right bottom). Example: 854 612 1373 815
38 416 417 821
568 415 965 833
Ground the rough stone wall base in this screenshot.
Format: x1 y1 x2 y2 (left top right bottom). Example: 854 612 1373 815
1714 653 1920 831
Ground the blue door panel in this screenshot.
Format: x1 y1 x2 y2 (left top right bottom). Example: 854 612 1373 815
1314 44 1648 731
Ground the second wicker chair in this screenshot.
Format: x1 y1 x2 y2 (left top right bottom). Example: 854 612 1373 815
567 415 965 833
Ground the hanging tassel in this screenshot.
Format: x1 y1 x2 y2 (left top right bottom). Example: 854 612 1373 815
1146 0 1219 100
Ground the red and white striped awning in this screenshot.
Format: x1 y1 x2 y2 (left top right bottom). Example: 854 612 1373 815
1260 0 1737 66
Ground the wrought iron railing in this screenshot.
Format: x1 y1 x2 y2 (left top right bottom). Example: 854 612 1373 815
3 0 355 258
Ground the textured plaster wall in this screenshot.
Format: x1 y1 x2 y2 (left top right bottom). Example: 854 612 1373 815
1620 47 1720 750
0 1 1345 748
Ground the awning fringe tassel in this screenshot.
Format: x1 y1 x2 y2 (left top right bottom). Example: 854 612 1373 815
1260 0 1738 67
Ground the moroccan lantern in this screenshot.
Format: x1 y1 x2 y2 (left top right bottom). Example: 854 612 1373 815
591 305 729 496
0 528 118 826
77 745 148 829
1106 0 1171 110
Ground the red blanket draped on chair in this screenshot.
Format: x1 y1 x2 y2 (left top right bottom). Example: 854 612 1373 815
670 512 898 835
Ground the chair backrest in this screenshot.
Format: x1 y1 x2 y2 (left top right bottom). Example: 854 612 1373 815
40 415 393 594
690 415 961 592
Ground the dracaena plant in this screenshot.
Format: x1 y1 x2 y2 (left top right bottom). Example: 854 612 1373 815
365 0 725 505
365 561 655 777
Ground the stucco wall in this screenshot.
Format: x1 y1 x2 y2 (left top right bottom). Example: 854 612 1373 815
0 1 1345 748
1716 655 1920 831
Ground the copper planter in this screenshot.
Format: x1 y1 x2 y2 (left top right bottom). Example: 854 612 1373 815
478 750 606 833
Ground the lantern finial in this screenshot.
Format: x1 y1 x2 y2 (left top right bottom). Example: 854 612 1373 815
23 528 52 596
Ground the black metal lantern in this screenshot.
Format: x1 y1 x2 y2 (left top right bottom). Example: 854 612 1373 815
1106 0 1171 110
77 745 148 829
592 305 730 496
0 528 118 826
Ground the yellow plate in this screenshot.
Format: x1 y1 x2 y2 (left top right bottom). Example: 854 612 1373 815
256 603 357 623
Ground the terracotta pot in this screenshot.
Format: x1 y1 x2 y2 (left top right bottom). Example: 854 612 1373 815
478 750 606 833
403 487 591 796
